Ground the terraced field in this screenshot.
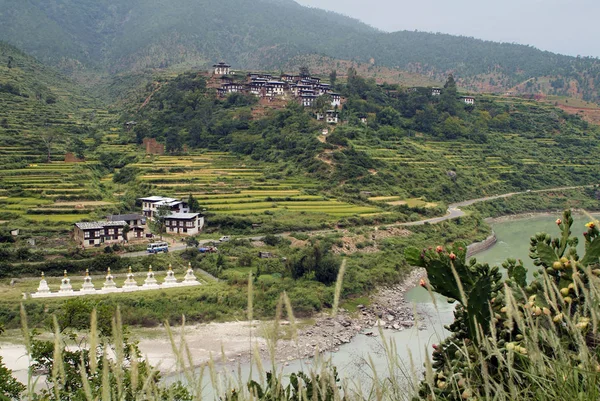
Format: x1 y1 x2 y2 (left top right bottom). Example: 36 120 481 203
133 153 382 218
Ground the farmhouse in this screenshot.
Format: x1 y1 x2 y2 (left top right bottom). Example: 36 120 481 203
317 110 339 124
164 213 204 236
462 96 475 105
139 196 189 219
330 93 341 107
107 214 146 239
213 62 231 75
431 88 442 96
74 221 127 247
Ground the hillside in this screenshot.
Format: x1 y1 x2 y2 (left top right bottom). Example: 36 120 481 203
1 0 600 101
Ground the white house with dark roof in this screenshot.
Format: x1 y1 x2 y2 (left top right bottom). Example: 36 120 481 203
462 96 475 105
330 93 341 107
164 213 204 236
213 62 231 75
74 221 127 247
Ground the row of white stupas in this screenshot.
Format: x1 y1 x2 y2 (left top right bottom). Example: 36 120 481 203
28 264 201 299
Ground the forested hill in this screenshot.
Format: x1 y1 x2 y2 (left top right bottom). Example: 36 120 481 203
1 0 600 101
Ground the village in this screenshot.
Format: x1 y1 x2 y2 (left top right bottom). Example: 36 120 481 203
211 62 475 125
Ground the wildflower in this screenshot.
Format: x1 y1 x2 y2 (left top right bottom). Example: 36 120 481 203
420 278 427 288
436 246 444 253
432 344 438 350
586 222 595 229
556 219 562 225
449 252 456 261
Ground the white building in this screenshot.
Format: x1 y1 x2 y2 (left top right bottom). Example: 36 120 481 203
462 96 475 105
139 196 189 220
213 62 231 75
165 213 204 236
431 88 442 96
330 93 341 107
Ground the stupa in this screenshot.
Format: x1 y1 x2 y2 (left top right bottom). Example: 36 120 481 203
81 269 96 294
163 264 178 287
122 266 138 290
102 268 117 292
183 262 199 284
59 270 73 294
36 272 51 294
143 265 159 288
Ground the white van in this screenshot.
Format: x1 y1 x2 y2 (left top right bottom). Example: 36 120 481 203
147 241 169 254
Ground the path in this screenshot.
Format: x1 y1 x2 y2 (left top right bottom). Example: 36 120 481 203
119 185 594 256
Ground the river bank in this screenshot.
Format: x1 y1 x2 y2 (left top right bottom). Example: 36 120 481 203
136 267 427 372
485 209 599 224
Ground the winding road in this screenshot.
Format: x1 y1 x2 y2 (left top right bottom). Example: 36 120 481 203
120 185 594 257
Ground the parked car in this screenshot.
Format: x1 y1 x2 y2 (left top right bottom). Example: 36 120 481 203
147 241 169 254
198 246 218 253
219 236 231 242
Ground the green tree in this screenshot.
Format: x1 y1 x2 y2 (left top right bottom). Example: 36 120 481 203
6 56 13 69
185 237 199 248
329 70 337 88
187 194 201 213
299 66 310 77
150 205 171 240
122 224 131 242
439 74 460 115
165 131 182 154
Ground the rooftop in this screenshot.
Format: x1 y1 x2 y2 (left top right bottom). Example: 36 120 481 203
165 213 200 220
107 214 145 222
75 221 127 230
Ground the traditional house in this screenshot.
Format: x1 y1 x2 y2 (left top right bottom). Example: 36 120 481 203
301 93 317 107
164 213 204 236
325 110 339 124
330 93 341 107
431 88 442 96
74 221 127 247
462 96 475 105
139 196 189 220
265 81 286 97
221 83 245 95
213 62 231 75
106 214 146 239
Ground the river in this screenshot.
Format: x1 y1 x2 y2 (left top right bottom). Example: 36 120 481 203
184 212 598 397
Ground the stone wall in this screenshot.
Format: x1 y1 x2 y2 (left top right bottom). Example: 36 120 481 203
143 138 165 155
466 231 497 258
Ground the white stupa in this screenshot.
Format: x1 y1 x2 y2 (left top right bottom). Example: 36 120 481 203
59 270 74 294
81 269 96 294
163 264 178 287
143 265 159 289
102 268 117 292
36 272 51 294
183 262 199 285
123 266 138 291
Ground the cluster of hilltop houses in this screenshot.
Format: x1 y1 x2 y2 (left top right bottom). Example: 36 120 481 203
74 196 204 248
213 62 341 109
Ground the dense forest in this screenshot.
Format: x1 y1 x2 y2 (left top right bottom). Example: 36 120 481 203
2 0 600 101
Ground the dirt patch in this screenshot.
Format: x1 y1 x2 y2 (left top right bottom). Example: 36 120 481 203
331 227 412 255
557 104 600 125
289 237 308 248
387 200 407 206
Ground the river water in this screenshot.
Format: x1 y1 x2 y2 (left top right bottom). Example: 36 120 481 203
188 213 598 397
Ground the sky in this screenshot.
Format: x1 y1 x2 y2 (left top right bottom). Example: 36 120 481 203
295 0 600 58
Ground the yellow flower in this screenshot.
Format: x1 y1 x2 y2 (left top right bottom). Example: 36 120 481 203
585 222 595 229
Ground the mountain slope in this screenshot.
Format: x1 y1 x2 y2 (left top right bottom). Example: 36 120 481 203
1 0 599 101
0 41 102 153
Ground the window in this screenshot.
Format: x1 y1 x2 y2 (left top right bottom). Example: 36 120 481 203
88 240 95 245
84 231 90 238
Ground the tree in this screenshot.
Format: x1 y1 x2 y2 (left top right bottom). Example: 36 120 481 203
41 130 59 163
122 224 130 242
0 356 24 400
165 131 182 154
185 237 199 248
439 74 460 116
187 194 201 213
150 205 171 240
329 70 337 88
69 137 87 159
0 118 8 129
299 66 310 78
6 56 13 69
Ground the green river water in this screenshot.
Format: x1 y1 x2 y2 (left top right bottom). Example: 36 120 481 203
206 213 598 395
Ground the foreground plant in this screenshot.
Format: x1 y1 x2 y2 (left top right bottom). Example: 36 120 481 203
406 210 600 400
